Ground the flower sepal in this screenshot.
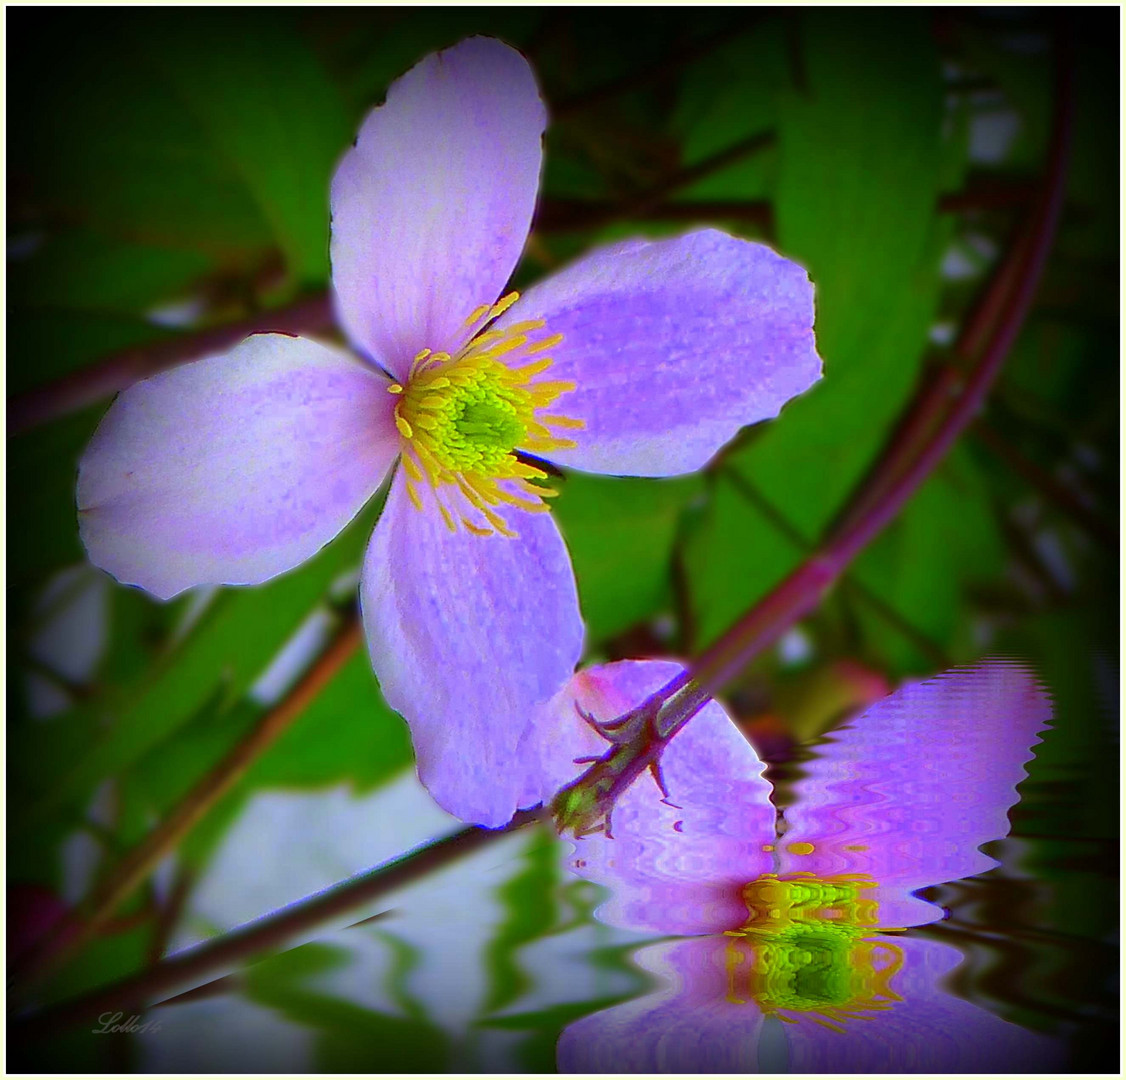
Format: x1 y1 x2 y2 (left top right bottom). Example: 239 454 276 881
550 695 672 837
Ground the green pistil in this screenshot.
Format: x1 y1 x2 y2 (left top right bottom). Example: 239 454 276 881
455 400 524 448
754 924 864 1013
426 376 530 475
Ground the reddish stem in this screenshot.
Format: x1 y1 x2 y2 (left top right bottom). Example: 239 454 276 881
7 294 335 437
11 810 544 1036
7 180 1034 439
554 36 1073 834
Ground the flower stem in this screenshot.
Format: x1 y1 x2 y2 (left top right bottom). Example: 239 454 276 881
8 185 1033 439
553 34 1074 837
10 614 363 1001
11 811 544 1037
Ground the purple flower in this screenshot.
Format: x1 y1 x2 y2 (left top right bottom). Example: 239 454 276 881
543 658 1064 1072
74 37 822 827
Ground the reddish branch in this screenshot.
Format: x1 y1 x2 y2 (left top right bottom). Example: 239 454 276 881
7 294 336 437
551 39 1074 837
10 616 363 999
8 179 1042 438
11 811 544 1039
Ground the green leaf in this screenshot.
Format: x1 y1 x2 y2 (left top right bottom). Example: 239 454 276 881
246 652 412 793
682 472 801 651
687 10 948 647
20 497 384 829
552 472 700 642
483 829 560 1014
742 9 947 522
245 940 452 1072
126 10 351 287
11 10 273 257
669 18 789 202
10 233 212 315
850 446 1006 673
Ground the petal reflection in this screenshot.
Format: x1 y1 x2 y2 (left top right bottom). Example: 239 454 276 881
557 934 1065 1073
779 660 1052 927
549 660 775 935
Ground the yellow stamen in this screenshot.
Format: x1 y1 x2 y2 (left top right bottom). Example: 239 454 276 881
489 291 520 319
390 292 583 537
722 873 905 1033
524 332 564 354
461 517 493 537
510 358 554 382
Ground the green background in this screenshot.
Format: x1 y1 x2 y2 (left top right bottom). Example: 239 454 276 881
7 8 1117 1071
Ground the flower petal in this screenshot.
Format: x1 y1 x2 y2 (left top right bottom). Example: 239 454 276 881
549 661 775 935
786 937 1068 1073
499 228 821 476
78 334 399 600
778 660 1052 928
559 936 1066 1074
557 938 764 1074
330 37 545 377
360 472 584 827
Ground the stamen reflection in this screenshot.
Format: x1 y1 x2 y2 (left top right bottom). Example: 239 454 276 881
545 659 1067 1072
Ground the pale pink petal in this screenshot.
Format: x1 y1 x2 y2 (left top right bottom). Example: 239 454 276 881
497 229 821 476
359 472 583 827
557 938 765 1073
778 661 1052 928
558 936 1067 1074
78 334 399 601
330 37 545 377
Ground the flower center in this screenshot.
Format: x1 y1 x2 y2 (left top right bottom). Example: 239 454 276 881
723 874 904 1032
388 291 582 537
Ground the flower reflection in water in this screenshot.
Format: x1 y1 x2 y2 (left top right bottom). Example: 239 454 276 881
543 659 1067 1072
728 874 898 1033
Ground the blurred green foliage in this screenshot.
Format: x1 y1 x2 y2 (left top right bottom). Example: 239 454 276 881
6 7 1116 1071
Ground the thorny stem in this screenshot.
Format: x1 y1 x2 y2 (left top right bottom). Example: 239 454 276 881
10 811 544 1036
9 616 364 1001
552 34 1073 837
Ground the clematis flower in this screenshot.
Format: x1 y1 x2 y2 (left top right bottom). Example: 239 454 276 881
75 37 821 827
538 658 1066 1072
